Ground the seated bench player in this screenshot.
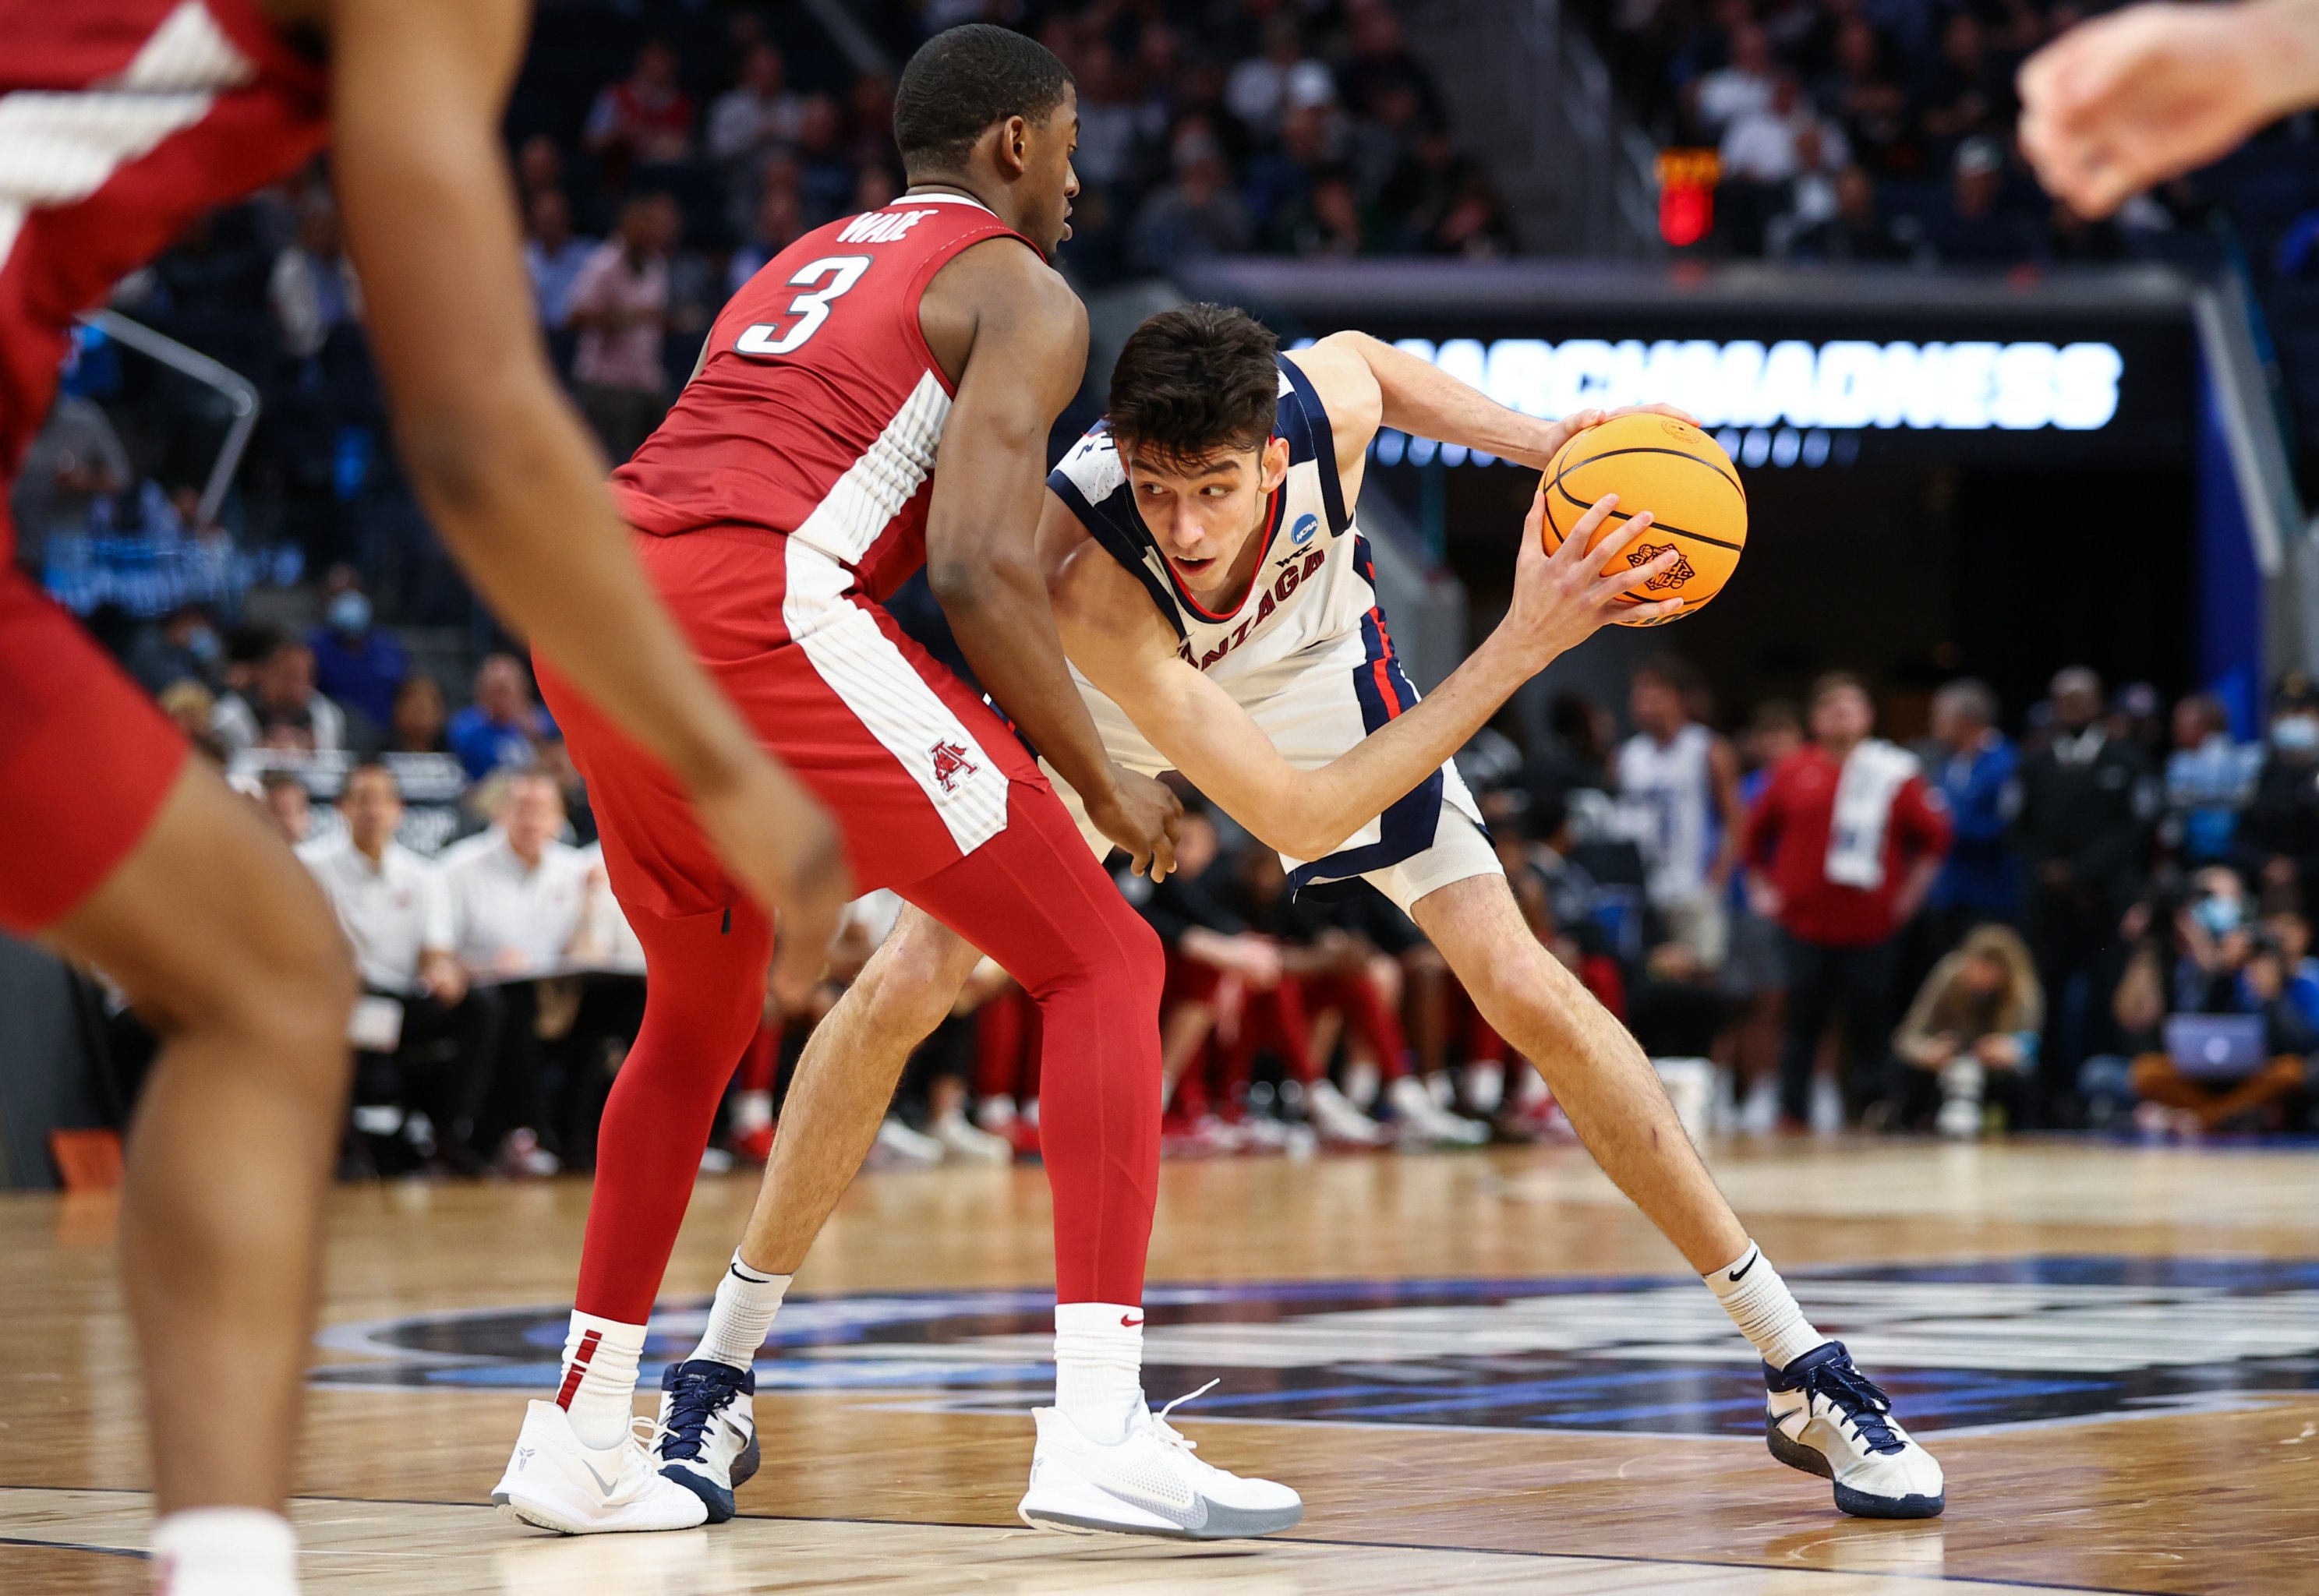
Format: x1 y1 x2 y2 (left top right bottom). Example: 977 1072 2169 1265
656 305 1946 1531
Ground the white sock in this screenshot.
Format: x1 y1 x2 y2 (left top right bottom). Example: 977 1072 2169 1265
1055 1301 1144 1445
1705 1241 1826 1371
557 1310 647 1449
693 1253 790 1370
151 1508 296 1596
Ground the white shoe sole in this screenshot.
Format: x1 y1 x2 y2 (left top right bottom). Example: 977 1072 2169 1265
1017 1463 1302 1541
491 1480 708 1535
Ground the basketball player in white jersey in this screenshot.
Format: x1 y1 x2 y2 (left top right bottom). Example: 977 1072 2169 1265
656 305 1945 1532
1617 657 1745 969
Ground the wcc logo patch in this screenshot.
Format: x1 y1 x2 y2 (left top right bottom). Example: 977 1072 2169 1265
929 740 978 793
311 1258 2319 1439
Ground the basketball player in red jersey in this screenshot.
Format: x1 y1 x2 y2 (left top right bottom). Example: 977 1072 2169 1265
1 3 850 1591
490 26 1298 1538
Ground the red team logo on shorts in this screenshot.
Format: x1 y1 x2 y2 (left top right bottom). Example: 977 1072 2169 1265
930 740 979 793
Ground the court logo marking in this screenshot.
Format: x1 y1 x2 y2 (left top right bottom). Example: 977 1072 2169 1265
312 1257 2319 1439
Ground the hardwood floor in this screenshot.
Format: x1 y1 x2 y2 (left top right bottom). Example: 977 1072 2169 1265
5 1137 2317 1594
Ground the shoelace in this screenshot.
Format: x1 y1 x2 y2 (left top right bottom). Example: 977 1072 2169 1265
1800 1358 1904 1455
1145 1379 1222 1458
659 1366 748 1462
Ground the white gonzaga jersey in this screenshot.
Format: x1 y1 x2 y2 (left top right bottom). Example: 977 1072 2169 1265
1617 722 1717 906
1048 357 1485 899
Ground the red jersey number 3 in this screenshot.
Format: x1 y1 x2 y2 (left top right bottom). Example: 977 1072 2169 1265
735 255 872 358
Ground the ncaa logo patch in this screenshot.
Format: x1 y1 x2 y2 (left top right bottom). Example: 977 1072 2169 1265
1291 513 1320 546
311 1258 2319 1439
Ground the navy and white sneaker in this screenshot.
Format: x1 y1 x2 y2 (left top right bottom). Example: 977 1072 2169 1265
652 1359 761 1522
1765 1341 1946 1519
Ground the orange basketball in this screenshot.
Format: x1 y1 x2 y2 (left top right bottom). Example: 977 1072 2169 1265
1540 412 1748 627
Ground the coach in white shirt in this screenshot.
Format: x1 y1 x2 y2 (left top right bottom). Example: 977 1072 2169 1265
440 771 592 977
440 770 592 1174
302 763 496 1169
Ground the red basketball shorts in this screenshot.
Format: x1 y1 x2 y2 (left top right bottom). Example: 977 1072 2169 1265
537 526 1045 917
0 558 187 934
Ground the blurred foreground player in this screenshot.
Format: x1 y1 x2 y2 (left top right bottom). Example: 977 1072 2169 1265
670 306 1945 1531
492 26 1301 1538
2020 0 2319 216
0 3 851 1591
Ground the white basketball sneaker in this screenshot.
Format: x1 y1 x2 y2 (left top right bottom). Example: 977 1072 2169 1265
493 1400 710 1534
652 1360 760 1522
1388 1074 1489 1149
1304 1077 1387 1147
1017 1386 1304 1541
1765 1342 1946 1518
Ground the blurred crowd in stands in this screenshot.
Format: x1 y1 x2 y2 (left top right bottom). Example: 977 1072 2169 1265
1582 0 2319 267
13 0 1495 644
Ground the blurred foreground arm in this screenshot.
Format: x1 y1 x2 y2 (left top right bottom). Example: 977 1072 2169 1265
2020 0 2319 217
324 0 847 994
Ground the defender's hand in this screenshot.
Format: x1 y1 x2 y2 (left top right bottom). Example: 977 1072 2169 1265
1089 766 1182 882
690 751 853 1007
1499 489 1683 672
2020 1 2319 217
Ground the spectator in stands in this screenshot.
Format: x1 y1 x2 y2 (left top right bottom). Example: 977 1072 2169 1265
268 191 362 362
1228 13 1334 139
2240 685 2319 913
728 177 804 294
1817 18 1919 179
1691 22 1779 139
2012 666 2156 1106
10 394 129 571
515 135 564 214
585 37 694 175
388 673 452 757
302 763 495 1174
1426 165 1520 258
1720 74 1849 254
1745 672 1951 1128
1786 164 1911 261
309 567 408 731
1921 679 2020 950
447 652 555 781
1338 0 1444 126
791 94 861 224
1917 12 2012 155
2162 691 2261 867
127 602 224 695
257 770 312 845
443 771 594 1175
1617 655 1745 972
1924 137 2042 264
1891 923 2043 1135
2099 868 2315 1134
706 41 805 171
1131 122 1254 271
567 192 676 463
216 636 348 754
1276 164 1374 257
522 189 596 335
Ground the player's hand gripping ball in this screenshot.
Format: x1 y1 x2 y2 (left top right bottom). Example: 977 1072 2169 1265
1540 412 1748 626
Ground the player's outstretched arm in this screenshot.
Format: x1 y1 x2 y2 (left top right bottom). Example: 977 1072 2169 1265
1052 488 1679 862
1289 333 1694 480
324 0 847 994
922 244 1179 879
2020 0 2319 217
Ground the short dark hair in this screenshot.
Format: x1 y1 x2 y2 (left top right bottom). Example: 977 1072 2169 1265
1633 654 1702 698
893 24 1072 172
342 761 400 799
1106 304 1279 470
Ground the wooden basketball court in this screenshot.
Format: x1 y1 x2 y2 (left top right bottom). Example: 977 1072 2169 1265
5 1137 2317 1594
